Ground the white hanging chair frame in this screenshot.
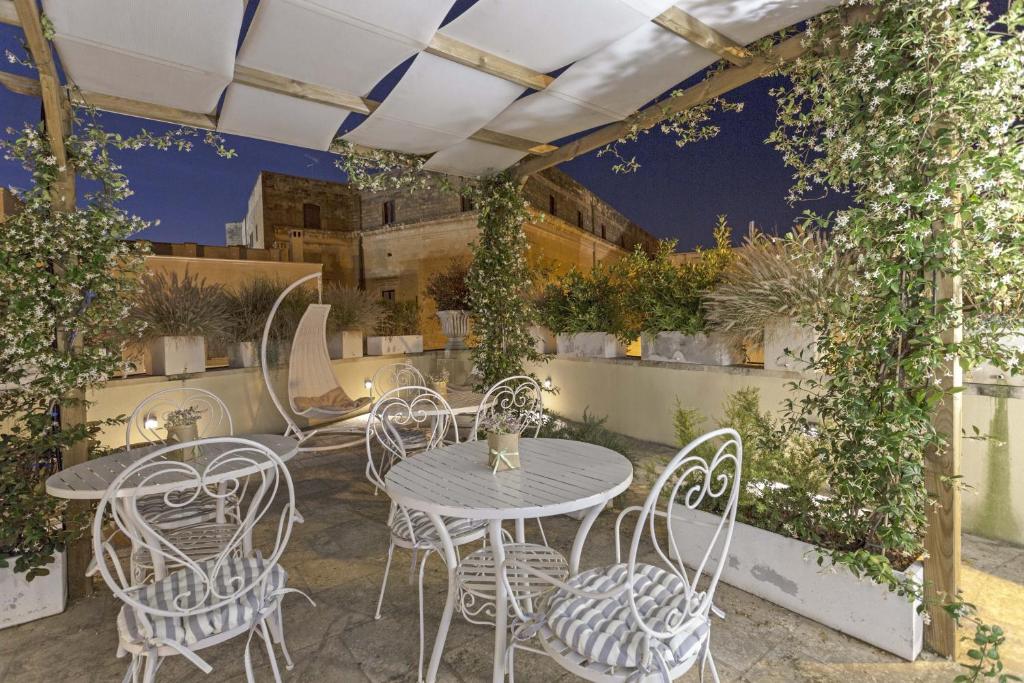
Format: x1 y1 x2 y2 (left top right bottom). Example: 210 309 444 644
260 272 370 452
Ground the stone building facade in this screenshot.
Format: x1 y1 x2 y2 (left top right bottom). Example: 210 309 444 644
222 169 658 348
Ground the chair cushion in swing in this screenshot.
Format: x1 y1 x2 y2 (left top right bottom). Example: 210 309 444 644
294 387 361 412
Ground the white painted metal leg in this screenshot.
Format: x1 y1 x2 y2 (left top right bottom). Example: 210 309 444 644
417 548 432 683
424 513 459 683
569 502 605 575
375 541 395 620
141 654 158 683
514 518 525 543
271 604 295 670
259 619 283 683
488 520 508 683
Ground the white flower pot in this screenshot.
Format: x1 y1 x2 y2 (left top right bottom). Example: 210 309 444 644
967 333 1024 386
640 331 741 365
669 507 923 661
555 333 626 359
529 325 556 354
0 551 67 629
764 317 817 371
146 336 205 376
328 330 364 360
226 341 259 368
436 310 470 350
366 335 423 356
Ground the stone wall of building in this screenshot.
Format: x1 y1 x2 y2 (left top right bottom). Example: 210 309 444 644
261 171 362 237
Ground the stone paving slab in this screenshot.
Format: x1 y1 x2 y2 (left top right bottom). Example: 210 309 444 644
1 437 1019 682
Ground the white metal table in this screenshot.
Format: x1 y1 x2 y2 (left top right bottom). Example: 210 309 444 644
385 437 633 683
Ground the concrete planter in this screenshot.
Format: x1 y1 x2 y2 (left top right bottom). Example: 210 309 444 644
555 333 626 359
226 341 259 368
146 335 205 376
640 331 741 366
764 317 816 372
968 334 1024 386
670 507 923 660
0 552 67 629
327 330 364 360
529 325 557 355
366 335 423 356
436 310 470 350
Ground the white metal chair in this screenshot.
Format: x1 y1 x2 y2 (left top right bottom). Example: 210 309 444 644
468 375 545 442
501 428 743 683
364 386 488 682
369 361 426 400
91 437 311 683
260 272 372 452
125 387 233 449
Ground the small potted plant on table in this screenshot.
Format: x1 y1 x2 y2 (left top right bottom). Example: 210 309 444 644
164 406 202 461
480 412 523 473
430 369 450 397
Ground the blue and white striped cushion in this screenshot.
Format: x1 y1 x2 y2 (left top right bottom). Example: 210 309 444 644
117 556 286 646
389 508 487 545
545 563 707 670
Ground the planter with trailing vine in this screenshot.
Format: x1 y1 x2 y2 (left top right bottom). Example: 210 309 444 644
0 552 67 629
669 506 923 661
640 331 741 365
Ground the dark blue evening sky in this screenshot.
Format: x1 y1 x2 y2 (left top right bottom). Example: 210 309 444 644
8 2 1001 250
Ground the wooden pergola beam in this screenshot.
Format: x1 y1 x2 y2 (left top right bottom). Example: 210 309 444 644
426 33 554 91
0 68 39 97
512 30 807 178
0 0 18 26
73 90 219 129
234 65 379 116
14 0 68 173
653 7 751 66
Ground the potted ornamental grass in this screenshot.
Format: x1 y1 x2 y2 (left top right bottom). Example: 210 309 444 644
426 259 472 351
621 218 741 366
366 299 423 356
131 270 229 375
322 283 382 360
223 276 283 368
538 264 630 358
704 227 847 371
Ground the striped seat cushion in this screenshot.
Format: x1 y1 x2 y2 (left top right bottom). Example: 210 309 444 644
117 556 286 647
389 508 487 545
135 491 235 529
545 563 707 670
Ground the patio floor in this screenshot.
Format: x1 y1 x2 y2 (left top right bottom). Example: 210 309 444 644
1 436 1021 683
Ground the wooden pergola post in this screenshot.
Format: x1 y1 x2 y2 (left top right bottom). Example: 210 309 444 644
923 215 964 658
13 0 92 599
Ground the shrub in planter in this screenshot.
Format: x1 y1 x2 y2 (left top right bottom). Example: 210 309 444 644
323 284 381 359
367 300 423 355
426 259 472 350
223 277 284 368
131 270 230 375
619 219 739 365
537 264 630 358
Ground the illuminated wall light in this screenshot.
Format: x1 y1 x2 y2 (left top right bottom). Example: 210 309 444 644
364 378 373 390
542 377 553 390
143 415 159 430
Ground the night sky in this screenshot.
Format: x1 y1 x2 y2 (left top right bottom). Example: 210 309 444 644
2 2 996 251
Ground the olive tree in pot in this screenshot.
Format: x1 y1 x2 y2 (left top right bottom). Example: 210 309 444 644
619 218 739 365
131 270 230 376
537 264 630 358
703 227 849 371
323 283 382 359
426 259 472 351
366 300 423 356
223 277 283 368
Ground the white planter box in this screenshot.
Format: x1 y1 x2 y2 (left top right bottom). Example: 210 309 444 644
226 341 259 368
0 552 67 629
640 332 741 365
146 336 205 376
968 334 1024 386
436 310 470 351
529 325 556 354
670 507 923 660
555 333 626 359
366 335 423 356
328 330 364 360
764 318 817 372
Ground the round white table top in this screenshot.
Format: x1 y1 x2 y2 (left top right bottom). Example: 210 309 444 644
385 438 633 520
45 434 299 500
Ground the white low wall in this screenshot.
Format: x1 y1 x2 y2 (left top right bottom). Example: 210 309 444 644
526 356 1024 546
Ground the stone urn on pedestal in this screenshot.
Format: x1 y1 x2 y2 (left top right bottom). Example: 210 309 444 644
436 310 470 350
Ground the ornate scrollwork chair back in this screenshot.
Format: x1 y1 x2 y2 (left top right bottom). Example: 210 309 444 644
369 362 426 401
126 388 233 449
470 375 545 441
